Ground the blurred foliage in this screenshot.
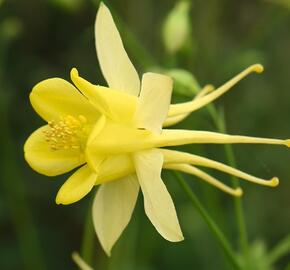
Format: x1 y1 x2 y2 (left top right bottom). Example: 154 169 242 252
0 0 290 269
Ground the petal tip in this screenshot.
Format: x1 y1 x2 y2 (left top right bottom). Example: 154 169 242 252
70 68 79 81
55 190 70 205
104 247 112 257
170 232 184 242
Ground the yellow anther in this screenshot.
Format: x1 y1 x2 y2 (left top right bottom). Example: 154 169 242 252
44 115 87 151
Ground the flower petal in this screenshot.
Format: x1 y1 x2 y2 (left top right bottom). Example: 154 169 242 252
136 73 173 133
71 69 137 124
24 125 84 176
133 149 184 242
88 121 153 154
56 165 98 205
92 175 139 256
30 78 98 123
95 3 140 96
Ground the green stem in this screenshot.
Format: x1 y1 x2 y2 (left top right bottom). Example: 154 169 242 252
217 110 249 257
80 199 95 266
203 101 249 258
190 86 249 258
268 233 290 265
173 171 241 270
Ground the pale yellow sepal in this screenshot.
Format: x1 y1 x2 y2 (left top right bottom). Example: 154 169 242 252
30 78 98 123
134 149 184 242
56 165 98 205
95 3 140 96
92 175 139 256
136 72 173 133
24 125 84 176
70 68 137 124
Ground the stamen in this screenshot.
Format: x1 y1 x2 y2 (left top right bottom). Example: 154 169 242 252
164 163 243 196
162 149 280 187
168 64 264 117
44 115 87 151
163 85 215 127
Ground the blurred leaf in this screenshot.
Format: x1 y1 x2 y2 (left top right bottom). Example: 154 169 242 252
162 0 191 54
266 0 290 9
239 239 273 270
223 50 266 76
48 0 84 12
0 17 22 42
268 234 290 265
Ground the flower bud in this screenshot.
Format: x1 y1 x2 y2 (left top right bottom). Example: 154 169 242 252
167 69 200 97
162 1 191 54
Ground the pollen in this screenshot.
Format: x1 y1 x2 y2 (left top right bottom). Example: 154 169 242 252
44 115 87 151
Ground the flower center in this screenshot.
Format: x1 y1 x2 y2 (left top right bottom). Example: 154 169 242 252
44 115 87 151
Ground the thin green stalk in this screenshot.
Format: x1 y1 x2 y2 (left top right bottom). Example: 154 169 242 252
192 87 249 258
268 233 290 265
217 110 249 258
174 171 241 270
81 199 95 266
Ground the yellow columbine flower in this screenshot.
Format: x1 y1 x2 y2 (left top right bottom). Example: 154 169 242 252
24 3 289 255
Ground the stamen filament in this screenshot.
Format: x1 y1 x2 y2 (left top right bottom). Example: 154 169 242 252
164 163 243 196
162 149 280 187
168 64 264 117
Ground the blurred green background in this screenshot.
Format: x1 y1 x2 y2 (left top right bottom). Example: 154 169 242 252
0 0 290 269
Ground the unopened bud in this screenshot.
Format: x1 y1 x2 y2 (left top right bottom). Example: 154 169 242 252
162 1 191 54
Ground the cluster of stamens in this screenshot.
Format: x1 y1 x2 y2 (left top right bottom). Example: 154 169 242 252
44 115 87 151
